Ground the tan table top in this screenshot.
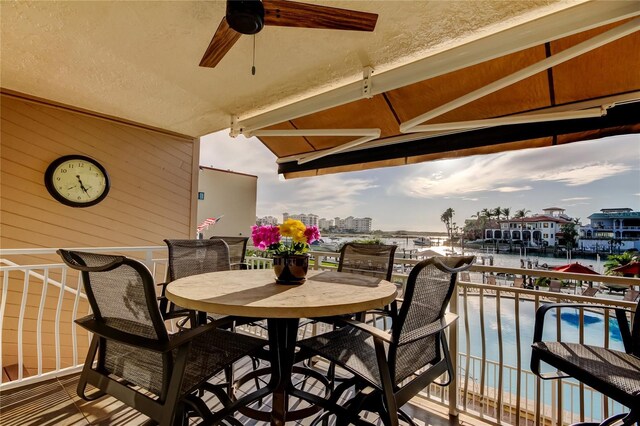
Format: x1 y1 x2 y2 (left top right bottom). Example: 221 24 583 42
165 269 398 319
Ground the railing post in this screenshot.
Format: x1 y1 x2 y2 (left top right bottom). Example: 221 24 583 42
448 276 459 416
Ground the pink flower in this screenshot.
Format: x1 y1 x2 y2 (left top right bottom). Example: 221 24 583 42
304 226 321 244
251 225 281 251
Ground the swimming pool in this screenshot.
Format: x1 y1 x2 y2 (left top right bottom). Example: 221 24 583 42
456 295 625 421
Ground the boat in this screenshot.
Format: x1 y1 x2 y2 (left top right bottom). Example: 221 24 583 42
413 236 431 246
310 239 340 252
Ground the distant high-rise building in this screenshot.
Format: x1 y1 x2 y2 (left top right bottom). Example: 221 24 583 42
282 213 319 227
318 218 334 230
256 215 279 226
333 216 372 232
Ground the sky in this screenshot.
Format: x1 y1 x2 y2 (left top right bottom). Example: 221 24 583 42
200 132 640 232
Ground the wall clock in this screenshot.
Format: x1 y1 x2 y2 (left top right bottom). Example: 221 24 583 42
44 155 110 207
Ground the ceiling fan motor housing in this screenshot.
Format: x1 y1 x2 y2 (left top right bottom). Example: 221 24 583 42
226 0 265 35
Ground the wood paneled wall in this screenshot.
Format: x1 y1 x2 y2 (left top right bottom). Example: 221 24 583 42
0 92 199 374
1 92 198 250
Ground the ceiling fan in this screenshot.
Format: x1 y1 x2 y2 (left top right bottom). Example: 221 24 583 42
199 0 378 68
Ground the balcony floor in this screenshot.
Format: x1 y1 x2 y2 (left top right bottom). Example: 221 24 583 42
0 357 487 426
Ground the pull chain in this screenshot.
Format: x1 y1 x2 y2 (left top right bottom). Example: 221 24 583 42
251 35 256 75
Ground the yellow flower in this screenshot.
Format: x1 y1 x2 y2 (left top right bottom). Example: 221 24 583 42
280 219 307 243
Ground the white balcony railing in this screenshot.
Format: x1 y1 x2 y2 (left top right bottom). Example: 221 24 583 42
1 247 638 426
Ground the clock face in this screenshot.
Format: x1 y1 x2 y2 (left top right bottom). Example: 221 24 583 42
45 155 110 207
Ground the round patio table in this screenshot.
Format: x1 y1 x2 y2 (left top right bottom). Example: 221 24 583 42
166 268 397 426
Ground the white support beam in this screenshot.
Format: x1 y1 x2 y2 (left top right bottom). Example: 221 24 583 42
410 108 607 133
250 129 380 138
297 132 381 165
275 92 640 164
236 1 639 134
400 18 640 133
252 128 382 164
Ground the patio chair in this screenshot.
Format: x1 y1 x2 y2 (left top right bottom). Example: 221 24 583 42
338 243 397 280
549 279 562 293
581 287 599 297
159 238 233 326
513 277 525 288
57 249 265 426
531 297 640 425
460 271 471 282
487 275 497 285
623 289 639 302
213 236 249 270
297 256 474 426
338 243 398 321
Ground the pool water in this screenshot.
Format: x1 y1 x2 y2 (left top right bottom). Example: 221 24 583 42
457 295 625 419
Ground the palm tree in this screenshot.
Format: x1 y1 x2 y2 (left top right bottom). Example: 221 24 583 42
440 208 455 240
493 207 502 221
502 207 512 246
514 209 530 245
604 251 636 275
502 207 511 222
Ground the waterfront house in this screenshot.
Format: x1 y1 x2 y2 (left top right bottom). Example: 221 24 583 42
1 1 639 424
484 207 574 247
580 208 640 252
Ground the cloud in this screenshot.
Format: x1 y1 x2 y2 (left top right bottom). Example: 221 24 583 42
531 163 632 186
255 174 378 220
561 197 591 201
397 144 635 198
494 186 532 192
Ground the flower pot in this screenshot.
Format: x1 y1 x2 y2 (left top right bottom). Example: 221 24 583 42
272 254 309 284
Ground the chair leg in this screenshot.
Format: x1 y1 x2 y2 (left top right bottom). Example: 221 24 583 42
77 337 106 401
373 340 399 426
224 364 234 396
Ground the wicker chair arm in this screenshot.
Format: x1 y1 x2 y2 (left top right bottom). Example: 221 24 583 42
532 303 633 352
76 315 167 351
163 316 239 350
397 312 458 346
76 315 240 353
336 318 394 343
230 262 249 270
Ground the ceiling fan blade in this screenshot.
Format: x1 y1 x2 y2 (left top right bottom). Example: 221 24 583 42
199 17 242 68
263 0 378 32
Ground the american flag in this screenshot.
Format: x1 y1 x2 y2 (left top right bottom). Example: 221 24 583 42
197 216 222 233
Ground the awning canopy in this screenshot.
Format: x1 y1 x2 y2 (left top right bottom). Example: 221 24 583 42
252 18 640 178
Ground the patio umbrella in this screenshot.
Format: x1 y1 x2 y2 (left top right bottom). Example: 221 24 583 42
612 261 640 275
552 262 600 292
552 263 599 275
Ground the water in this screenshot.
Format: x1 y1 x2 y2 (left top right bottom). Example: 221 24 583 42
458 295 625 419
322 235 604 272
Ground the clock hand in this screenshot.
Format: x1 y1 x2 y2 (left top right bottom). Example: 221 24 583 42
76 175 90 195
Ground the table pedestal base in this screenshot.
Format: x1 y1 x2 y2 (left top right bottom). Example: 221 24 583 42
236 319 330 425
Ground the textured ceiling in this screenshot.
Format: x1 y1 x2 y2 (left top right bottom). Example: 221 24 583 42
1 0 574 137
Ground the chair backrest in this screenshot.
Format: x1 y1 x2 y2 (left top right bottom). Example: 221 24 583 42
390 256 474 384
459 272 471 282
632 297 640 356
487 275 497 285
337 243 397 281
513 277 525 288
164 239 231 282
623 289 639 302
549 279 562 292
57 250 170 395
582 287 599 297
211 236 248 265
